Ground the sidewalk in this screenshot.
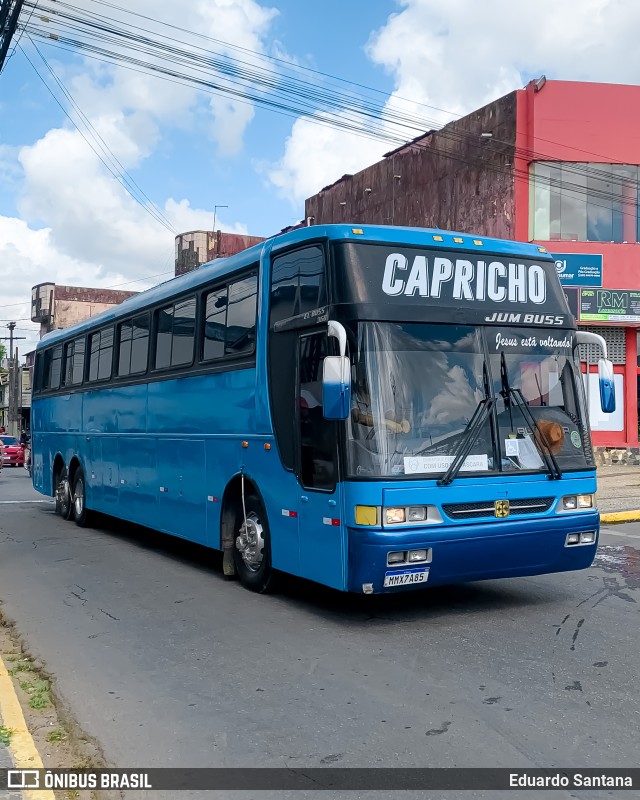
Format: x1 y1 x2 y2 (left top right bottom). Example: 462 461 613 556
597 464 640 520
1 742 15 799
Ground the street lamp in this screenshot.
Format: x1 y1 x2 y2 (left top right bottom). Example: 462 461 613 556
212 205 228 233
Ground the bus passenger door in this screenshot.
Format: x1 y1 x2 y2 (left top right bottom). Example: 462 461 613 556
296 332 345 590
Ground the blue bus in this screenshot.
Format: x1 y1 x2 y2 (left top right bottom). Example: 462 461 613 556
31 224 615 594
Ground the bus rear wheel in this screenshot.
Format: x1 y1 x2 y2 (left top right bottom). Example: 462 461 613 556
72 467 92 527
56 469 73 521
233 495 277 593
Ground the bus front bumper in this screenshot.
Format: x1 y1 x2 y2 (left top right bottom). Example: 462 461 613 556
347 512 599 593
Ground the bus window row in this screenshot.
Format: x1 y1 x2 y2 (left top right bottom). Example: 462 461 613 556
36 272 258 393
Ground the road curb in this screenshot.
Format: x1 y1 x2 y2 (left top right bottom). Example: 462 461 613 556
600 510 640 524
0 653 55 800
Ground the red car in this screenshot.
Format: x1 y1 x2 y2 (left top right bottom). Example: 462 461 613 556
0 435 25 467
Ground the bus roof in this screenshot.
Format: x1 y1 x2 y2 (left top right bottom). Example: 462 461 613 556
37 224 553 348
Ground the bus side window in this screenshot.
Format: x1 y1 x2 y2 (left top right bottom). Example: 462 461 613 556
63 336 85 387
88 328 114 382
118 313 149 377
43 345 63 391
270 245 326 325
154 298 196 369
202 273 257 362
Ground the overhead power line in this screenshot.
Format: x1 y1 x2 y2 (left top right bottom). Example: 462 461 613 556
4 0 638 240
15 0 640 224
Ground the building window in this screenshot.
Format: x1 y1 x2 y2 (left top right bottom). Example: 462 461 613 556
118 313 150 377
531 162 640 243
63 337 85 386
203 274 257 361
88 328 114 382
154 297 196 369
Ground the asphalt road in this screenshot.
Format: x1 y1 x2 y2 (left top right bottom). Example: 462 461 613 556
0 466 639 800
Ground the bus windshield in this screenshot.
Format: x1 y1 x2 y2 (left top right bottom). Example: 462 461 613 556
346 322 592 479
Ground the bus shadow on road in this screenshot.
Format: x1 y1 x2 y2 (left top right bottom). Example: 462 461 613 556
275 573 560 625
62 511 565 625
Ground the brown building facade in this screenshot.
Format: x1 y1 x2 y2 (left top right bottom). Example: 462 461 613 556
305 91 517 237
31 283 138 338
175 231 266 276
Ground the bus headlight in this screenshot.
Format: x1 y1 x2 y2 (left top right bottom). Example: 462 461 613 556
385 507 406 524
560 494 594 511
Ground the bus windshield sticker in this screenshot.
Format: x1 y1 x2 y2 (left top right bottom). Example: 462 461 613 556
403 454 489 474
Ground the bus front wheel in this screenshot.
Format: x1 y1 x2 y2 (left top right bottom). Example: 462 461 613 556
233 495 278 593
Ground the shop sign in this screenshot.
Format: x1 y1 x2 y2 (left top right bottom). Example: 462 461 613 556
580 288 640 322
552 253 603 287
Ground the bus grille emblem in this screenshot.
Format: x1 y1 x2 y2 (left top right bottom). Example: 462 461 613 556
494 500 510 518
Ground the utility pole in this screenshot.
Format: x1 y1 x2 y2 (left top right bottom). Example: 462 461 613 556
0 322 26 437
0 0 25 74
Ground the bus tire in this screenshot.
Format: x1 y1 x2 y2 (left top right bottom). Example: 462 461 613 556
233 494 278 593
56 468 73 520
72 467 92 528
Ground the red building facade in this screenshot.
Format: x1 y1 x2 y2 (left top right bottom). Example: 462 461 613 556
515 80 640 452
305 79 640 453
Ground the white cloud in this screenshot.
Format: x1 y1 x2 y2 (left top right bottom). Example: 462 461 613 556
266 115 386 205
268 0 640 203
0 0 279 357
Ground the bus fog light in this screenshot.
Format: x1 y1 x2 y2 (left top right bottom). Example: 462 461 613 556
408 549 427 562
407 506 427 522
562 495 577 510
577 494 594 508
387 551 406 565
580 531 596 544
566 532 580 545
385 507 406 524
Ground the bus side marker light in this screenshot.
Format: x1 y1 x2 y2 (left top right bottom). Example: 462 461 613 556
207 496 219 502
453 237 463 243
264 443 271 450
352 228 364 235
160 486 168 493
355 505 378 525
323 517 340 526
281 509 297 518
473 239 483 246
242 441 249 448
432 235 443 242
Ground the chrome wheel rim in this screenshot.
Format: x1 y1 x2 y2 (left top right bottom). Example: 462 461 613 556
235 511 265 572
57 477 70 511
74 480 84 517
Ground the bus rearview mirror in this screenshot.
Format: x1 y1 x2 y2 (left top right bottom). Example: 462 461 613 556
598 358 616 414
322 355 351 420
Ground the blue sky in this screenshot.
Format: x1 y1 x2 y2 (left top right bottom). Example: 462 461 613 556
2 0 640 354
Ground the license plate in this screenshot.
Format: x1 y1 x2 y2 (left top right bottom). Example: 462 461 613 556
383 567 429 587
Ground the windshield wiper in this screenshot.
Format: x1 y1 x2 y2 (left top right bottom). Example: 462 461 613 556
500 351 562 480
437 388 496 488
